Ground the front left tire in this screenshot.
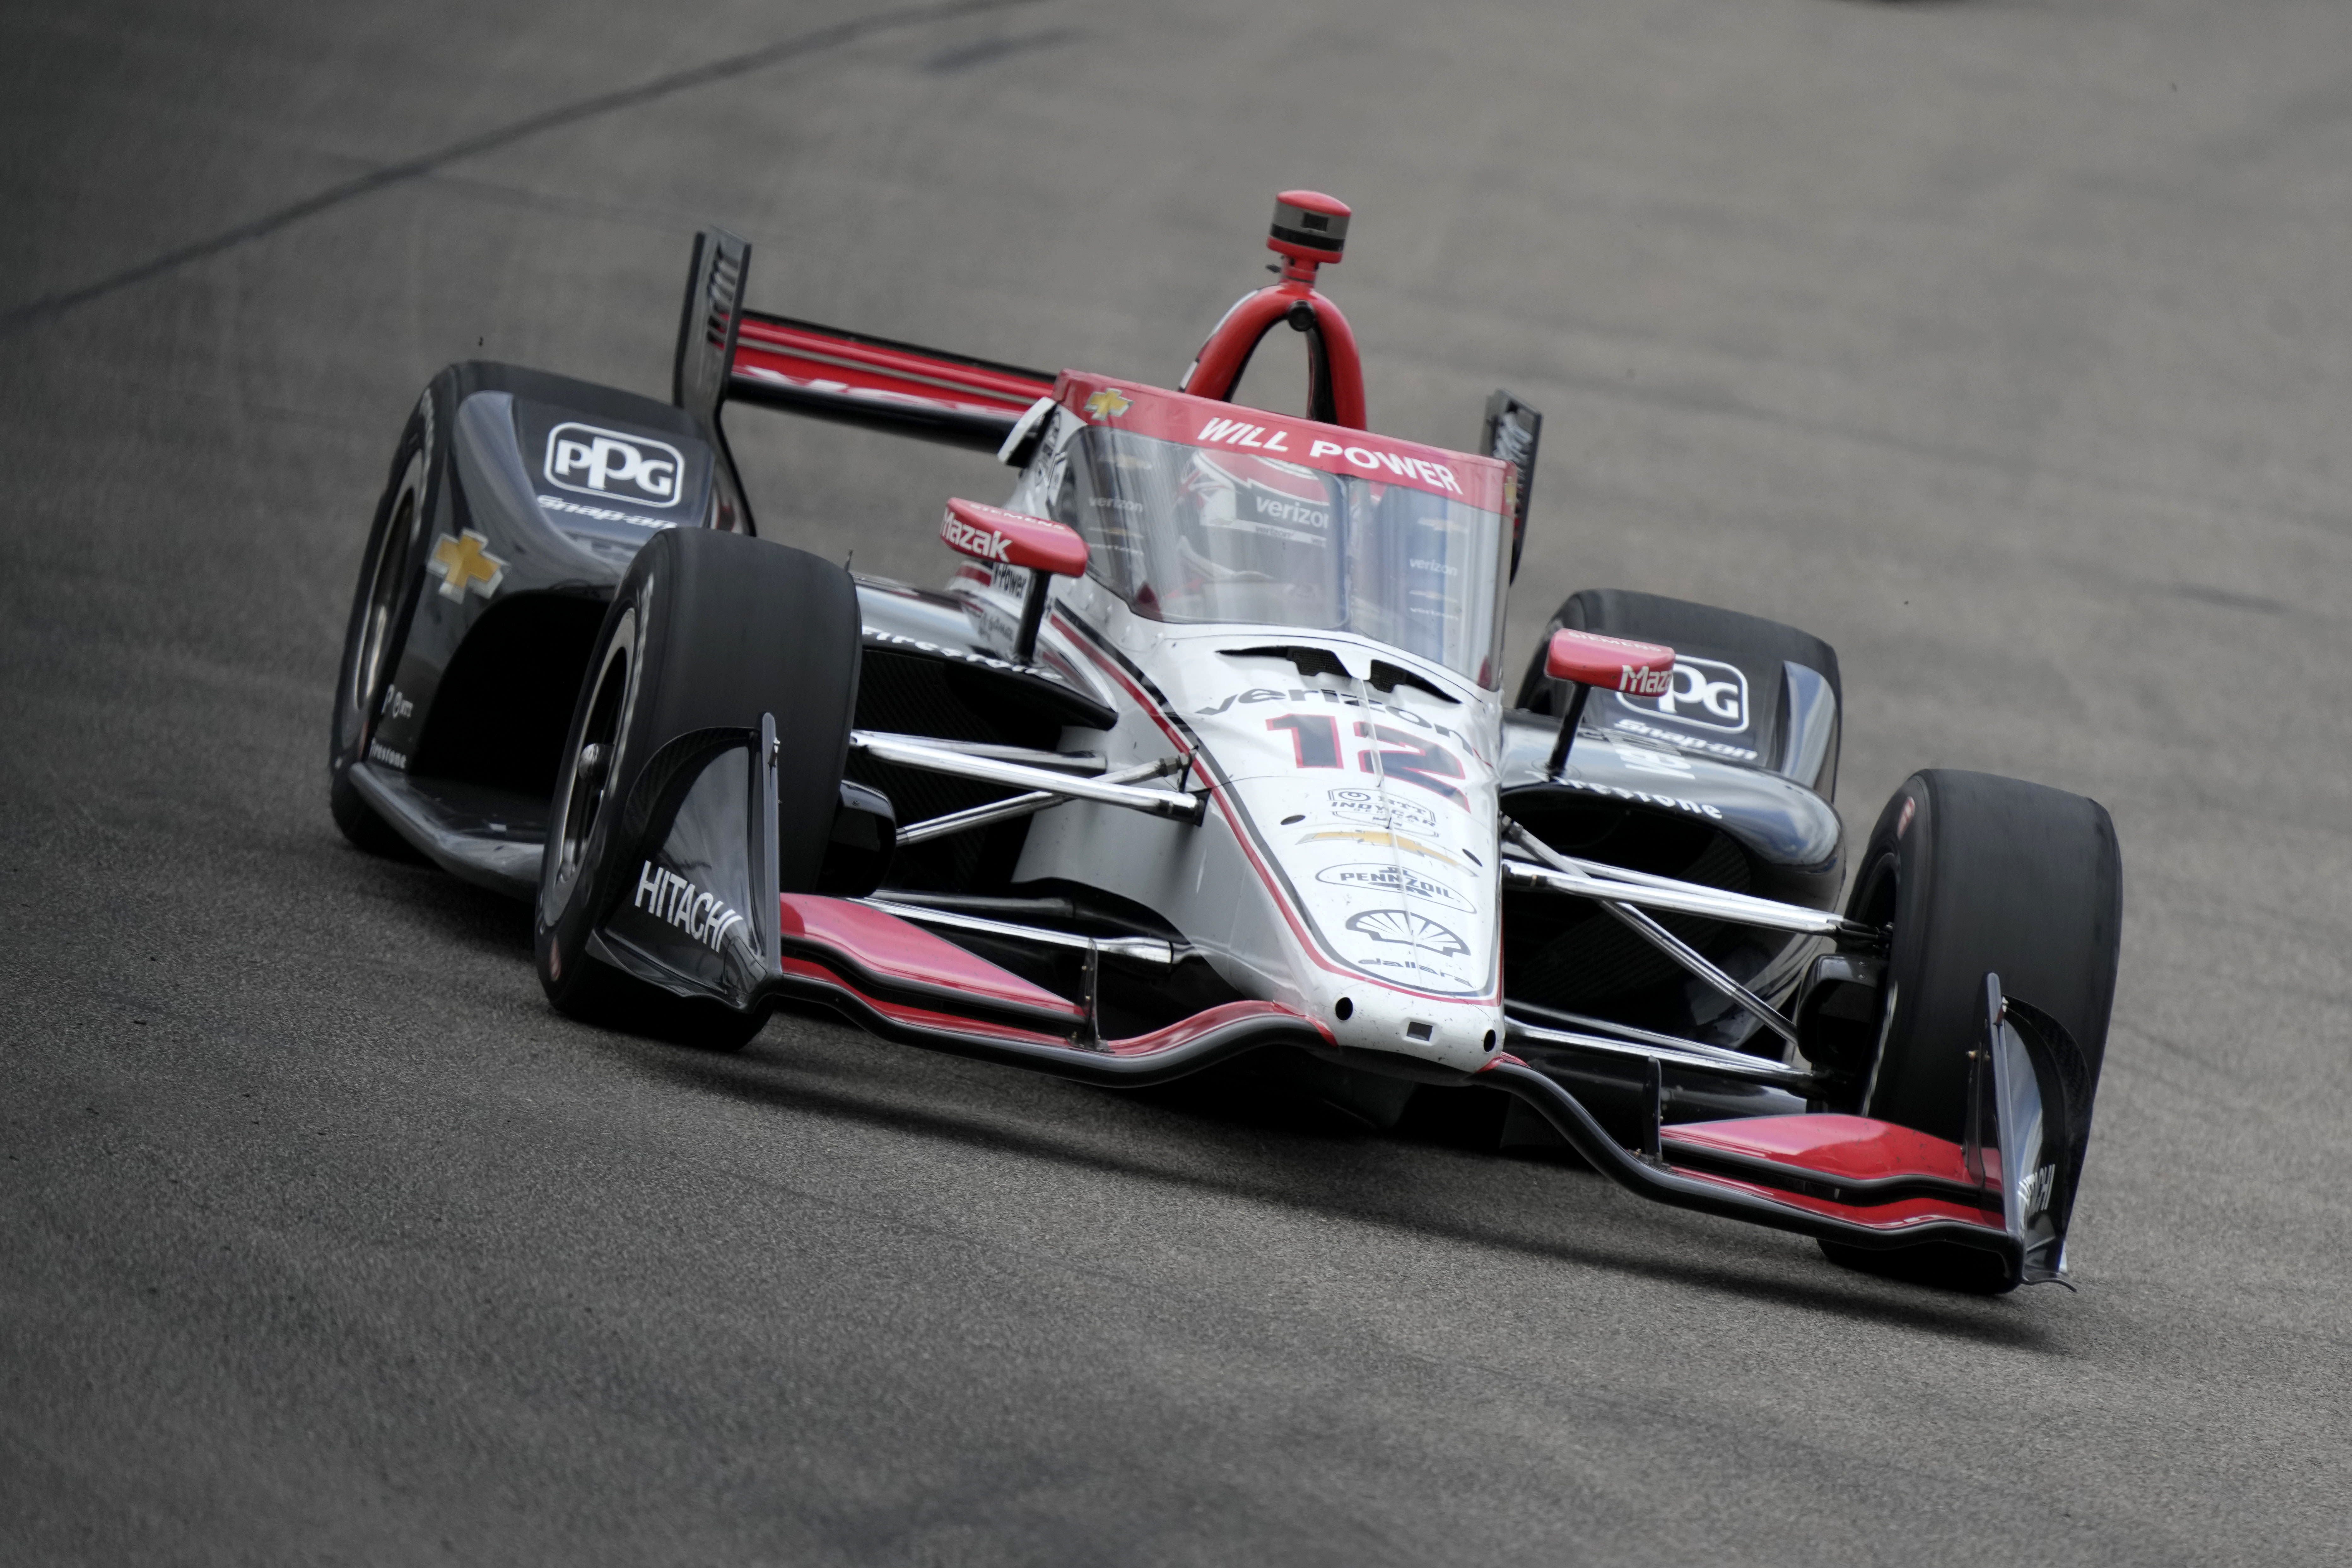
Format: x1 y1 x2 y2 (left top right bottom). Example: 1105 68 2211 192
533 525 861 1050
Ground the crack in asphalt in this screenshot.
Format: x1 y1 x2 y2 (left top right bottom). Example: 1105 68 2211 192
0 0 1054 337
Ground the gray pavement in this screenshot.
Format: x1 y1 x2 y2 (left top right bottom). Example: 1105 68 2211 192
3 1 2349 1561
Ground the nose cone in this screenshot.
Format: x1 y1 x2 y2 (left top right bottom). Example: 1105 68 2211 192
1187 677 1502 1070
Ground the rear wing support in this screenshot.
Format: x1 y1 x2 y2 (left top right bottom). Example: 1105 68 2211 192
673 228 758 533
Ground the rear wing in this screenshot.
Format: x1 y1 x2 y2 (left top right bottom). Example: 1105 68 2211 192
672 227 1055 473
731 312 1054 453
671 226 1542 544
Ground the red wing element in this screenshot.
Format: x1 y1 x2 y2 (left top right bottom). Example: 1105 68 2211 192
765 897 1333 1082
728 310 1056 453
1545 628 1676 695
1658 1114 2000 1223
1663 1115 1977 1187
779 894 1083 1025
941 499 1088 578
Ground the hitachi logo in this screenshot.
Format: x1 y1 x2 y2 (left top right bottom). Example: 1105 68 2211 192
633 860 744 952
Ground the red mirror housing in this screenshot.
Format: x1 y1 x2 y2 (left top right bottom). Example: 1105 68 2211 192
1543 629 1678 776
1545 628 1676 694
941 498 1088 579
941 498 1087 666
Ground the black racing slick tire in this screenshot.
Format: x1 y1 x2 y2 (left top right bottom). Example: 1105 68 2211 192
328 393 439 856
533 526 860 1051
1514 588 1843 797
1821 769 2122 1291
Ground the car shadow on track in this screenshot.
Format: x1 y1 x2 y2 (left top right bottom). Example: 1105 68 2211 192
612 1018 2060 1350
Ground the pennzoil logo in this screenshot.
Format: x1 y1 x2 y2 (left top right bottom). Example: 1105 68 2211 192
544 422 686 508
632 861 744 952
1317 863 1472 911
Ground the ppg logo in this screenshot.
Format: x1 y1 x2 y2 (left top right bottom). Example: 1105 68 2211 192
544 423 685 508
1615 654 1749 734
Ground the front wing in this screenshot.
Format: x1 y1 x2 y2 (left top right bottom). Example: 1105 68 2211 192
594 723 2074 1290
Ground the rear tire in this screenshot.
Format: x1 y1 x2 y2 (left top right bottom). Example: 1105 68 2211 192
533 527 860 1051
1821 769 2122 1290
328 400 437 856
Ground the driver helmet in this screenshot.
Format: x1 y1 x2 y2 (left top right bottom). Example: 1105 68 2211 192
1176 451 1340 587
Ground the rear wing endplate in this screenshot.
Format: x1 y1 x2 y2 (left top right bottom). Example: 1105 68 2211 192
673 228 757 532
1483 389 1542 581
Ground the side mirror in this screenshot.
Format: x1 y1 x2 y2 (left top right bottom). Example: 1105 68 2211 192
941 498 1089 665
1542 628 1675 776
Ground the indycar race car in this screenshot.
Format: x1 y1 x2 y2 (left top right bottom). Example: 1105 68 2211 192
331 192 2121 1291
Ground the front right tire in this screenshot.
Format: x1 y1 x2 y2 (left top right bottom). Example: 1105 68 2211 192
1822 768 2122 1290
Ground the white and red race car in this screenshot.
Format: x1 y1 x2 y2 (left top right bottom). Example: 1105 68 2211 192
331 192 2121 1291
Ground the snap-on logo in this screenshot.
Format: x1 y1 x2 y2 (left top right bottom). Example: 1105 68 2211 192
941 515 1011 562
544 423 686 508
1614 655 1750 734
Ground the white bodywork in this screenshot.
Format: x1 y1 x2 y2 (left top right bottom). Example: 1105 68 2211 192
959 559 1508 1076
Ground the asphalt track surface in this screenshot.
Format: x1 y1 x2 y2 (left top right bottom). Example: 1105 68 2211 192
4 2 2350 1562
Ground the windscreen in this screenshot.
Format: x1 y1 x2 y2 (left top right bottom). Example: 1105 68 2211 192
1052 425 1509 685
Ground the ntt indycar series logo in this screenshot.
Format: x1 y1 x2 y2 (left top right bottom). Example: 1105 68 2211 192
632 860 744 952
544 423 686 508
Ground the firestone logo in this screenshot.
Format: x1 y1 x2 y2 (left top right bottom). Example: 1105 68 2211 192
544 423 686 508
942 515 1012 562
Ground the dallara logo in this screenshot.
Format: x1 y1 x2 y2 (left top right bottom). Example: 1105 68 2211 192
544 422 686 508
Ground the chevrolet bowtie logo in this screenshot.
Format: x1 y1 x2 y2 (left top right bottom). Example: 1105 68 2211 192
427 530 507 602
1084 387 1131 419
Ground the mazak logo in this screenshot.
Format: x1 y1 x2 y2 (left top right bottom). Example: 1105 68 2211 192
544 423 686 508
941 515 1011 562
1615 655 1749 734
1618 664 1673 697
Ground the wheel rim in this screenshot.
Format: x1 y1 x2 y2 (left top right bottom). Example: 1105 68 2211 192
347 451 424 753
550 607 637 904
